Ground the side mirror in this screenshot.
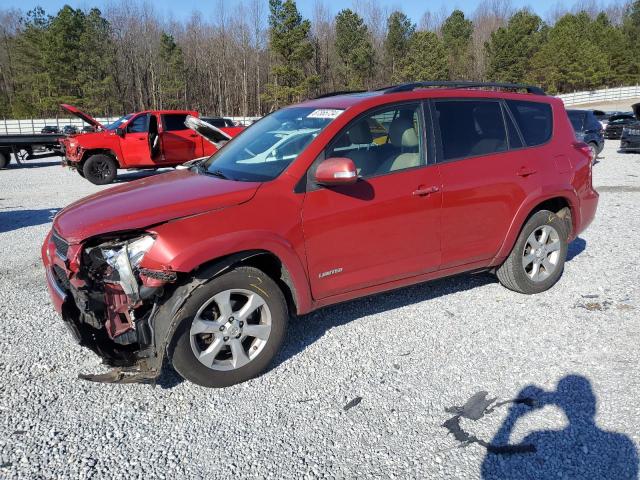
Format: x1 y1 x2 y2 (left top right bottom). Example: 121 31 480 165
315 157 358 186
115 127 125 137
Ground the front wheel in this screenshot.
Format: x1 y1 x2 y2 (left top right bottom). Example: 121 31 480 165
170 266 288 388
83 154 117 185
496 210 568 294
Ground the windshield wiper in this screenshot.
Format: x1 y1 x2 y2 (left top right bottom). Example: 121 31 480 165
207 169 230 180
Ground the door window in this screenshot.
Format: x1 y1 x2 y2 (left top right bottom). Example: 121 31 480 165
506 100 553 146
326 103 424 178
127 114 148 133
433 100 507 161
163 114 189 131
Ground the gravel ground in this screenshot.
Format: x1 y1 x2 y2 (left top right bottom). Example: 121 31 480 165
0 144 639 479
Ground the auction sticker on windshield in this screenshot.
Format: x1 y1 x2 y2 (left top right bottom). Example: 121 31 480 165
307 109 344 119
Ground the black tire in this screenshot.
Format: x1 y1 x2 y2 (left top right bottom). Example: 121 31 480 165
77 166 85 178
82 154 117 185
588 142 598 160
170 266 288 388
496 210 569 294
0 151 9 169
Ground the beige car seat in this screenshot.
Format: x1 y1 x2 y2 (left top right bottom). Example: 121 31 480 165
378 117 420 173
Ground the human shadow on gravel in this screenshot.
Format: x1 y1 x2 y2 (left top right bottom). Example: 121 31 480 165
0 208 60 233
567 237 586 262
481 375 639 480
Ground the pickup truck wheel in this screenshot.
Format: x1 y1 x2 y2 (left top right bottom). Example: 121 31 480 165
77 167 85 178
0 151 9 169
170 266 288 388
496 210 568 294
83 154 117 185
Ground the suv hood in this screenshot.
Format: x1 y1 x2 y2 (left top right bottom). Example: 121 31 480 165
60 104 104 129
54 169 261 243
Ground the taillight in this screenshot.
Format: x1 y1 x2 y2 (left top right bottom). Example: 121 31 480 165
572 141 593 162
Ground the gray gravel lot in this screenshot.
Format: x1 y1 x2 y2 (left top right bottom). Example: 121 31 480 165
1 145 639 479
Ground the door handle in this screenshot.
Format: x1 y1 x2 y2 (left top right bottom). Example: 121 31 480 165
517 167 537 177
412 186 440 196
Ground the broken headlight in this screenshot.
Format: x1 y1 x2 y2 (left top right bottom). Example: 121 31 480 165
96 235 155 301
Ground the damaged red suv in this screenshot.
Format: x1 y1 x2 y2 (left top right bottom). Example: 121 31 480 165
42 82 598 388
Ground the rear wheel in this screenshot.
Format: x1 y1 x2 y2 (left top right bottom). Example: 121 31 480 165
76 166 85 178
496 210 568 294
83 154 117 185
170 266 288 388
0 151 9 169
588 142 598 160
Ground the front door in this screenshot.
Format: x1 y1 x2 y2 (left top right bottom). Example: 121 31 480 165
161 113 201 164
302 102 442 299
119 113 151 166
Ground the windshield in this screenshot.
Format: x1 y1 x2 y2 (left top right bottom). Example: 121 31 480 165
202 107 342 182
104 114 133 131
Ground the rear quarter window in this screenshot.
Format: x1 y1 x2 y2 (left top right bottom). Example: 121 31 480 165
506 100 553 146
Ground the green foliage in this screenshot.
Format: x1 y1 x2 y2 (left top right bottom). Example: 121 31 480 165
384 11 415 79
335 9 375 89
395 31 448 82
622 1 640 83
158 32 186 109
485 10 543 83
528 12 609 93
441 10 473 80
264 0 318 108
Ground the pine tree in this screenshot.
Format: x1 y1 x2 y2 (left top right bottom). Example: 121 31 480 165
384 11 414 81
441 10 473 80
158 33 186 109
395 31 448 82
485 10 543 84
335 9 375 89
264 0 318 109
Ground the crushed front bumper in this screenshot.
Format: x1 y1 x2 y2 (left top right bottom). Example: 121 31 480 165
42 230 163 383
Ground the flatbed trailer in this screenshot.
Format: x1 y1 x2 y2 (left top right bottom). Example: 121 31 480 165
0 133 64 168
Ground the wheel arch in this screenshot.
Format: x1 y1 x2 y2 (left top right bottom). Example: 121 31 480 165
81 149 120 168
492 191 576 266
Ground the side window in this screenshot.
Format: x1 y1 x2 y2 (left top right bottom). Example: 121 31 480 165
326 103 424 178
127 114 148 133
433 100 507 161
506 100 553 146
163 114 189 131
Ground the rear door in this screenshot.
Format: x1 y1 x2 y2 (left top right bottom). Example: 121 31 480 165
119 113 151 166
160 113 201 164
432 98 539 269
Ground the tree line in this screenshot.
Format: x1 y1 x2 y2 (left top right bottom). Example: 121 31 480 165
0 0 639 119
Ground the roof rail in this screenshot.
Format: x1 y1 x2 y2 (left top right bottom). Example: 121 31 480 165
314 90 367 99
381 81 545 95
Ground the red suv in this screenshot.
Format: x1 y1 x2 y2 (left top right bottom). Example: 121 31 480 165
42 82 598 388
60 105 241 185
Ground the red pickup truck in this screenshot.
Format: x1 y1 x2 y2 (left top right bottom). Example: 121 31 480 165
60 105 243 185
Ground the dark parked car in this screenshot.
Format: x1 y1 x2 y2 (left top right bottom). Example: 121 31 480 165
41 125 61 134
604 113 636 139
567 109 604 158
620 103 640 152
62 125 79 135
43 81 598 388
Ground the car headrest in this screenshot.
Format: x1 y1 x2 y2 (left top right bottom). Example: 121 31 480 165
348 121 373 144
389 117 418 148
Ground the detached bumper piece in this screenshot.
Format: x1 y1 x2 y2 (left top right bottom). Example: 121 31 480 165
78 366 159 384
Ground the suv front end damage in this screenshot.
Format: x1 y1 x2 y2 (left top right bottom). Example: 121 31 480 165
42 229 176 382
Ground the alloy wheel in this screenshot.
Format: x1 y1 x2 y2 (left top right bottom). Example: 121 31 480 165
522 225 561 282
189 289 272 371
